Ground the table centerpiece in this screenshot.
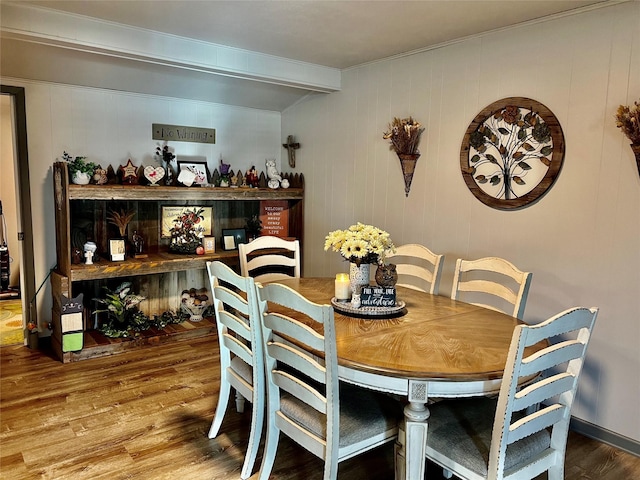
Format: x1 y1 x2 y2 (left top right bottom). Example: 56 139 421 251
324 222 396 307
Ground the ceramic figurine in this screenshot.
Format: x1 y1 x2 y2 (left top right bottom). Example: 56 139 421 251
93 166 108 185
246 166 259 188
266 158 282 189
375 263 398 287
219 156 231 187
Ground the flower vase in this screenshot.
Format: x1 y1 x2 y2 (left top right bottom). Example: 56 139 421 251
397 153 420 197
349 262 370 295
631 144 640 178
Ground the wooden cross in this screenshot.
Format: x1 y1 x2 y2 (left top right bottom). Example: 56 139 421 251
282 135 300 168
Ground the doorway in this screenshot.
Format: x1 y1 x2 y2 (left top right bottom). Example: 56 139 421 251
0 85 37 346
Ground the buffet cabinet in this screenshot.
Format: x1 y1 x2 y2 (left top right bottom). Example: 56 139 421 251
50 161 304 362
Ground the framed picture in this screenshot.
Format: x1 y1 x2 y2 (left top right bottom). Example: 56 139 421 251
177 159 209 185
222 228 247 251
203 236 216 254
161 206 213 238
109 239 126 261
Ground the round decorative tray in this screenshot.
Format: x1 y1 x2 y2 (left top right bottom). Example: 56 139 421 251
331 297 406 318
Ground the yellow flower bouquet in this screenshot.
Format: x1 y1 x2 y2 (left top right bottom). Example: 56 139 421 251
324 223 395 266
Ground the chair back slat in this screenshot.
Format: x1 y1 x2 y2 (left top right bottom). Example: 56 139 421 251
513 373 575 412
264 313 325 351
272 369 328 413
214 287 250 316
239 236 301 282
218 310 251 339
386 243 444 294
222 332 253 365
451 256 532 319
267 340 327 384
507 404 566 444
519 340 585 377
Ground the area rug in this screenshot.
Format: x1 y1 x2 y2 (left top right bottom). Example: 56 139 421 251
0 299 23 345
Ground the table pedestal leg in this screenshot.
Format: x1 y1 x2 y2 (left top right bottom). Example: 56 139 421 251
395 379 430 480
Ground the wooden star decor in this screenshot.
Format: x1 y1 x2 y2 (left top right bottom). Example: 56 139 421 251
119 159 139 185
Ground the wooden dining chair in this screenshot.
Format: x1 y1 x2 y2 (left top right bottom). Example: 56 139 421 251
256 282 401 480
206 261 267 480
239 235 301 283
451 256 532 319
424 306 598 480
385 243 445 294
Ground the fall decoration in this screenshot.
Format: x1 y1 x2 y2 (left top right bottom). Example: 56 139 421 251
383 117 425 196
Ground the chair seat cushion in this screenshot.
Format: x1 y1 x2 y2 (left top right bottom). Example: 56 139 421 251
426 397 551 476
280 383 401 448
229 355 252 383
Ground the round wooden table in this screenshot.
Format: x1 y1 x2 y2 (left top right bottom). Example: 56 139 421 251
273 277 542 480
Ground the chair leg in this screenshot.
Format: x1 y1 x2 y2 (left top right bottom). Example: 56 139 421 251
548 463 564 480
235 390 246 413
208 377 231 438
240 397 264 480
257 426 280 480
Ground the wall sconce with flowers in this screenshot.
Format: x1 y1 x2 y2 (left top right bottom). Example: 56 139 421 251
614 99 640 177
383 117 425 197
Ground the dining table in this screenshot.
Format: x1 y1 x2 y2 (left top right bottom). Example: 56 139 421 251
271 277 546 480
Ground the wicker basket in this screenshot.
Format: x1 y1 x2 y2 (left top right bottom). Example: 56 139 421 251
169 240 200 254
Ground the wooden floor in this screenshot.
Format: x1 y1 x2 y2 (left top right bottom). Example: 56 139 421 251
1 337 638 480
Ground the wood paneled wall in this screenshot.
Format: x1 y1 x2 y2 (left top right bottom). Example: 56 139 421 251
283 1 640 443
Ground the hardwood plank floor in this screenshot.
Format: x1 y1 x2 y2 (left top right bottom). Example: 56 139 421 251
1 338 638 479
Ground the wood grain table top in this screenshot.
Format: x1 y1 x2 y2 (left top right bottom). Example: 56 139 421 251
273 277 540 382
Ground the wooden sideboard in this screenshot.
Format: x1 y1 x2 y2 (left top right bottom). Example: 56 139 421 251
50 161 304 362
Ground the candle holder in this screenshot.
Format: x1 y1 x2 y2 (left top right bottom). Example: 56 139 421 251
334 273 351 301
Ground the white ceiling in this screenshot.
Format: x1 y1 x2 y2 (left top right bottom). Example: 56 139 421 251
2 0 614 110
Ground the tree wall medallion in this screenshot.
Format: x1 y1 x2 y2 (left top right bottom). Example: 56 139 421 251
460 97 565 210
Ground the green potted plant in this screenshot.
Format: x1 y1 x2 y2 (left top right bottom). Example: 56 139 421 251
62 151 97 184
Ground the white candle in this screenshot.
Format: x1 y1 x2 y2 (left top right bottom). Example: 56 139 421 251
335 273 351 300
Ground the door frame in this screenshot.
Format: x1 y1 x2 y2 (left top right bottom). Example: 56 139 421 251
1 85 37 335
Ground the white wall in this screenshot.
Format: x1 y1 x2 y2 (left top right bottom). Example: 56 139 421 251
2 78 282 337
284 2 640 441
1 95 21 288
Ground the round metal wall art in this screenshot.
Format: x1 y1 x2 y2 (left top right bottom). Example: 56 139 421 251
460 97 565 210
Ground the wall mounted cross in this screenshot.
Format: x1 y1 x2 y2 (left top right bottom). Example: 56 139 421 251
282 135 300 168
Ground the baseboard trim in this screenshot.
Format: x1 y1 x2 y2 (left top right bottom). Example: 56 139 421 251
570 417 640 457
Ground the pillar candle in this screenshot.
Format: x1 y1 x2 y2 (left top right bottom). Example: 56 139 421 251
335 273 351 300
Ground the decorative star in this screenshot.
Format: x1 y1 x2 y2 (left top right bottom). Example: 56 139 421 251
120 159 139 184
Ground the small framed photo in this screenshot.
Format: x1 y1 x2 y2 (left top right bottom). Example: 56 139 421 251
203 236 216 254
222 228 247 251
177 160 209 186
109 239 126 261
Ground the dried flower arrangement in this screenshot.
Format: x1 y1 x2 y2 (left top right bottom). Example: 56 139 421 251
615 100 640 145
615 99 640 176
108 208 136 237
383 117 425 155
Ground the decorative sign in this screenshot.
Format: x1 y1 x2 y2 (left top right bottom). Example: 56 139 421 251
152 124 216 144
360 286 396 307
259 200 289 238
